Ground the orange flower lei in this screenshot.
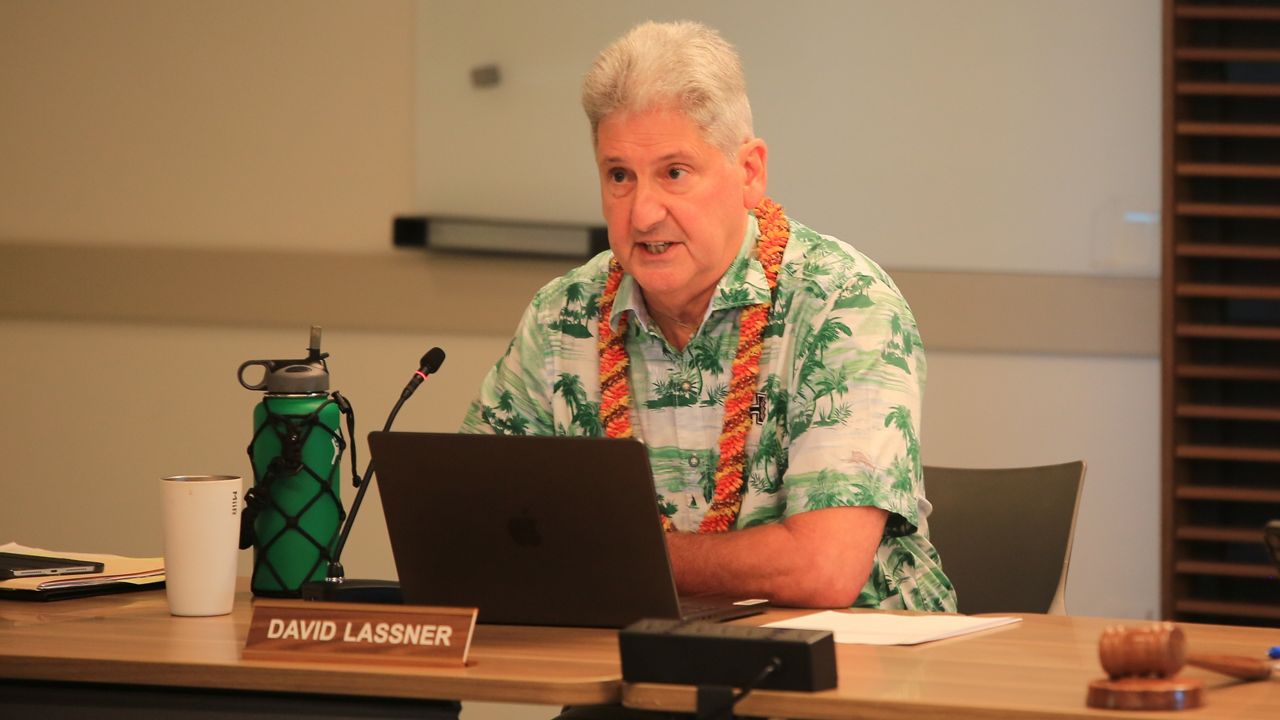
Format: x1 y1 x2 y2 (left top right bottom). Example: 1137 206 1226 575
597 198 789 533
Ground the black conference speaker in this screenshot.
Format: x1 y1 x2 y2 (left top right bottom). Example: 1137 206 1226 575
619 618 837 692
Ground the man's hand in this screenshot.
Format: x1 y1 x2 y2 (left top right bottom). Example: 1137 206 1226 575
665 505 888 608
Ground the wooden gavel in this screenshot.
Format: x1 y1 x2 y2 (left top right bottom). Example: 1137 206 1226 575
1098 623 1272 682
1087 623 1274 711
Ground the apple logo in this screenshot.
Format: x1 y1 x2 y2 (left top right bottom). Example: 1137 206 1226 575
507 513 542 547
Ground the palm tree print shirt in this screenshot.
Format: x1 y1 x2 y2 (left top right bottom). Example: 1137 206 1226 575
462 213 956 611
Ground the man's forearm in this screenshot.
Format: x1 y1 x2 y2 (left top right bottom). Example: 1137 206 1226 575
665 506 887 608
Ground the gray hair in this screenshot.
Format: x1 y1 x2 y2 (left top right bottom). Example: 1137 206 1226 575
581 20 754 156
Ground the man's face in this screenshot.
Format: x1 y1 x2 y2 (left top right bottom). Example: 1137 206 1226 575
595 106 760 314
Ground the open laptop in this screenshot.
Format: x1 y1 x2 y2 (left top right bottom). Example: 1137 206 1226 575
369 431 769 628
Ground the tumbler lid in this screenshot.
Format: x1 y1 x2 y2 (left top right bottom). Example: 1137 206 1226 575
261 363 329 393
237 326 330 394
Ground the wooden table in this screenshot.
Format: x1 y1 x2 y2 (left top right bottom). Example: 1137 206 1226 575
4 588 1280 719
625 609 1280 720
0 585 620 713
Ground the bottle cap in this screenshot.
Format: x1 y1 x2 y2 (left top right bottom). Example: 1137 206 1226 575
238 326 330 394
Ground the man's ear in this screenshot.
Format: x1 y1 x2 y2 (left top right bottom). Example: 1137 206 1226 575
739 138 768 209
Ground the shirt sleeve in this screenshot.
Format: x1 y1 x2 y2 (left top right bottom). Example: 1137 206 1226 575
460 297 557 436
780 267 927 537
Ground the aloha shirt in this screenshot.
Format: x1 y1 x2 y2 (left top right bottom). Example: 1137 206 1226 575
462 211 957 611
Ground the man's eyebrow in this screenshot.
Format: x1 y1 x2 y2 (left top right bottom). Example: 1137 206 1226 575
598 151 695 165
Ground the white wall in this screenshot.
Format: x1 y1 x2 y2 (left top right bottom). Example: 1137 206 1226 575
922 351 1160 619
415 0 1161 277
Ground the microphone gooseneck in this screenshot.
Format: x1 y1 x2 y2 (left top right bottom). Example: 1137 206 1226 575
311 347 446 600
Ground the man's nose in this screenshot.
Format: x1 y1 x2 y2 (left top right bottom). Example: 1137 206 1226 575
630 178 668 232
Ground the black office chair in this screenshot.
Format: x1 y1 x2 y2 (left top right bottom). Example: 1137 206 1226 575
924 461 1086 615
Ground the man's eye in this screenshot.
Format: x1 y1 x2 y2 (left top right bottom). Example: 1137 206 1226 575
667 167 687 180
609 169 628 183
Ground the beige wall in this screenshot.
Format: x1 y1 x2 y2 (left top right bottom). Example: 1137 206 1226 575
0 0 414 251
0 319 1159 624
0 320 498 577
0 0 1160 647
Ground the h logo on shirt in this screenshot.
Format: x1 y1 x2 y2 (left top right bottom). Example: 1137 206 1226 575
749 392 766 425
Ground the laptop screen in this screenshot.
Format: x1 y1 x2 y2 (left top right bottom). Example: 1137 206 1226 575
371 432 685 628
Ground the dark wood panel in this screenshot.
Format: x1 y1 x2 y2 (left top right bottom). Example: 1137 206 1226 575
1176 47 1280 62
1175 560 1277 578
1175 599 1280 621
1174 484 1280 503
1176 163 1280 178
1177 122 1280 137
1176 323 1280 341
1175 283 1280 300
1176 403 1280 421
1176 364 1280 381
1175 525 1266 543
1176 244 1280 260
1176 203 1280 219
1162 0 1280 628
1176 83 1280 97
1175 7 1280 21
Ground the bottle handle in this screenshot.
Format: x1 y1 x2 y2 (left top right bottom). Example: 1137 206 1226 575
237 360 277 391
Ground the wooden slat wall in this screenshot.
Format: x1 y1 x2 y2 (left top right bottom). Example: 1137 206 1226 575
1163 0 1280 627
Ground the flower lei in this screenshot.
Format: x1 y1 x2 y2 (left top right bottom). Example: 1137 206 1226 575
597 198 789 533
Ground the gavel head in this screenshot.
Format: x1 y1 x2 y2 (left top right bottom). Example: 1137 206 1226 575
1098 623 1187 680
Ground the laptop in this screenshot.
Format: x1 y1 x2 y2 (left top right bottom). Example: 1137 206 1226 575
369 431 769 628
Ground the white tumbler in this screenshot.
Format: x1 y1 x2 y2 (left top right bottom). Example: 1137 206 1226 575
161 474 242 616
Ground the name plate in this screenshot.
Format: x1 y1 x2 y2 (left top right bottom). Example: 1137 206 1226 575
242 599 477 666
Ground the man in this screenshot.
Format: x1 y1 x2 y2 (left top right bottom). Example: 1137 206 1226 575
463 20 954 612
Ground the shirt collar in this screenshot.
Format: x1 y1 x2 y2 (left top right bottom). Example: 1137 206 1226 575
608 214 770 332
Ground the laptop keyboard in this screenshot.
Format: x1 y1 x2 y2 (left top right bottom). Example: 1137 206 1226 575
677 596 768 622
678 596 725 620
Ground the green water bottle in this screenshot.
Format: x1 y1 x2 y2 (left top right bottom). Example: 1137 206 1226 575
237 326 347 597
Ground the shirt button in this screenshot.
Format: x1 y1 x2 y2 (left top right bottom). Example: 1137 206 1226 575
680 381 692 393
688 455 700 468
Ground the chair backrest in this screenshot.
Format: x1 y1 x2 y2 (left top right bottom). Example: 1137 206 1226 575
923 461 1086 615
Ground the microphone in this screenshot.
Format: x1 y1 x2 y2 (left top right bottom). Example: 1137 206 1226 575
300 347 446 604
402 347 446 400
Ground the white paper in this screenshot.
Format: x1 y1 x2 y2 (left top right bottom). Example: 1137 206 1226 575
763 610 1022 645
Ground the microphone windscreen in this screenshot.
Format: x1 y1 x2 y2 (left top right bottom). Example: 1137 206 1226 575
420 347 446 374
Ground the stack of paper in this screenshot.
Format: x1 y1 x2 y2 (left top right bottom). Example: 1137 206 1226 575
764 610 1021 645
0 541 164 600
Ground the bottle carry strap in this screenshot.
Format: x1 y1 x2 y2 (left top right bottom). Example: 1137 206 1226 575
332 391 359 489
238 391 358 559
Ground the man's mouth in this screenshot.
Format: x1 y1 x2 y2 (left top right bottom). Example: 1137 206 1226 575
641 242 672 255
